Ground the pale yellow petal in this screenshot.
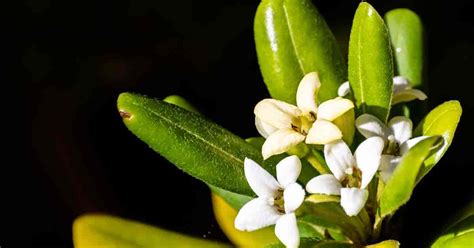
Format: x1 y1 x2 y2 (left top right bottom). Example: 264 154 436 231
317 97 354 121
254 99 301 129
262 129 306 159
392 89 427 105
305 120 342 145
296 72 320 114
332 109 355 146
255 117 278 138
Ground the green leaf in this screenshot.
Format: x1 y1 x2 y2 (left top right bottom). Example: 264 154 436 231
117 93 270 196
436 232 474 248
379 136 443 218
366 240 400 248
300 195 368 244
209 185 252 210
431 201 474 248
73 214 227 248
385 9 424 88
163 94 253 208
414 101 462 182
348 2 393 122
267 239 355 248
254 0 346 104
163 94 200 113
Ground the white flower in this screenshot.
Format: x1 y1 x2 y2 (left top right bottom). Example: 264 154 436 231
355 114 430 182
306 137 385 216
337 76 427 105
255 72 354 159
235 156 305 248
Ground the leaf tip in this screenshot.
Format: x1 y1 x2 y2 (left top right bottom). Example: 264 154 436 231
117 92 137 120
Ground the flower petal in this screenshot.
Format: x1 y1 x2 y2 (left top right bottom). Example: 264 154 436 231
306 174 342 195
276 155 302 188
338 81 351 97
392 89 428 105
244 158 280 197
355 114 389 139
254 99 301 130
255 117 278 138
399 135 431 155
296 72 320 114
305 119 343 145
324 140 355 180
317 97 355 121
392 76 410 94
275 213 300 248
234 198 281 231
262 129 306 159
340 187 369 216
355 137 384 189
379 155 401 183
283 183 305 213
388 116 413 145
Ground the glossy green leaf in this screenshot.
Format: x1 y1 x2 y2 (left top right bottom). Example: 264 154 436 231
73 214 227 248
300 195 368 244
414 101 462 182
348 2 393 122
267 239 354 248
163 94 254 208
254 0 346 104
436 232 474 248
118 93 270 196
163 94 200 113
366 240 400 248
385 9 424 87
431 201 474 248
209 185 252 210
379 136 443 218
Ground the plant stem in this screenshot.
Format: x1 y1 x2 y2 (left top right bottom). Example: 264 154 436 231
359 208 372 237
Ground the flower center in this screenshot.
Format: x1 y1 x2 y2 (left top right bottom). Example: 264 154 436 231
384 135 400 155
273 188 285 214
341 166 362 188
291 112 316 135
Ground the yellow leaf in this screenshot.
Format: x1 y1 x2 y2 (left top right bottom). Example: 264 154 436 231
212 193 278 247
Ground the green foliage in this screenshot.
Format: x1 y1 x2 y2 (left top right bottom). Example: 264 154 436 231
385 9 424 88
117 93 273 196
163 94 200 113
348 2 393 122
414 101 462 182
115 2 463 247
254 0 346 104
73 214 227 248
300 195 368 244
267 239 355 248
366 240 400 248
209 185 252 210
431 201 474 248
379 136 443 218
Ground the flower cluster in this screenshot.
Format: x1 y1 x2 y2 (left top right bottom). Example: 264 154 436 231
234 72 429 247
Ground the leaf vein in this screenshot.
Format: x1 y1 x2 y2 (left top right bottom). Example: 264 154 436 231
283 3 306 75
128 101 245 166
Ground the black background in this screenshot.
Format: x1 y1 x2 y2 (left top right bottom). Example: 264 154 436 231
7 0 474 247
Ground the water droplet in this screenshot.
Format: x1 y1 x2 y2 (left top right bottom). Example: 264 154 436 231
396 47 402 53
